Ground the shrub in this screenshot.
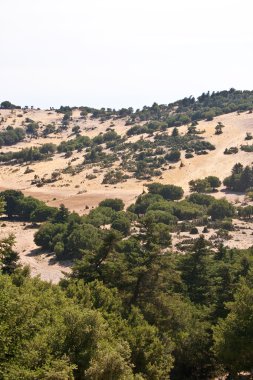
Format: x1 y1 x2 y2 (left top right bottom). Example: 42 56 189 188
241 144 253 152
164 150 181 162
187 193 215 207
142 210 178 226
147 183 184 201
223 164 253 192
245 132 252 141
99 198 124 211
224 147 238 154
208 198 235 220
189 176 221 193
0 101 20 109
215 122 225 135
190 227 199 234
0 127 25 146
26 122 39 136
102 170 128 184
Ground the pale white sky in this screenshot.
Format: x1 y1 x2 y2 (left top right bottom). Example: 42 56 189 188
1 0 253 109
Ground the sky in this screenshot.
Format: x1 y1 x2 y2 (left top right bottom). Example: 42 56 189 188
1 0 253 109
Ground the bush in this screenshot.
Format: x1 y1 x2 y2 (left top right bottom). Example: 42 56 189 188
223 164 253 192
165 150 181 162
187 193 215 207
26 122 39 136
190 227 199 234
142 210 178 226
0 144 56 164
189 176 221 193
170 200 205 220
102 170 127 184
224 147 238 154
241 144 253 152
208 198 235 220
0 127 25 146
0 100 20 109
147 183 184 201
189 179 211 193
99 198 124 212
34 223 66 250
206 176 221 190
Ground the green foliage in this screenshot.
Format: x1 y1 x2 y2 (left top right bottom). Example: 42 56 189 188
0 127 25 147
126 121 167 136
0 197 6 215
187 192 215 206
0 234 19 274
57 135 91 153
34 223 67 250
238 205 253 219
147 183 184 200
0 190 24 218
208 198 235 220
0 143 57 164
2 184 253 379
142 210 177 227
224 146 238 155
129 193 164 215
0 190 56 221
26 121 39 136
111 216 131 236
146 223 172 247
206 176 221 190
179 236 213 305
169 200 205 220
223 163 253 192
124 90 253 128
172 127 179 137
213 281 253 375
99 198 125 211
102 170 128 184
0 100 21 109
0 274 142 379
43 123 56 136
165 150 181 163
240 144 253 152
215 122 225 135
64 224 102 259
189 176 221 193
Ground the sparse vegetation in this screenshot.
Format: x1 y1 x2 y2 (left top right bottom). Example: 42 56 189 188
0 126 25 146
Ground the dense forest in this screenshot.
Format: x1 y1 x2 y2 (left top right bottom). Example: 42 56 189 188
1 161 253 379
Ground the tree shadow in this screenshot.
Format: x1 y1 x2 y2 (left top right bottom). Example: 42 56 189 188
26 247 72 267
220 188 245 196
48 256 72 267
27 247 52 258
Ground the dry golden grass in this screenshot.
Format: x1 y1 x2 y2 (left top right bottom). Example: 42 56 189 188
0 108 252 212
0 108 253 282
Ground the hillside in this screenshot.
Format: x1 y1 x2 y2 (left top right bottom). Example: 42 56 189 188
0 100 253 213
1 92 253 379
0 93 253 283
